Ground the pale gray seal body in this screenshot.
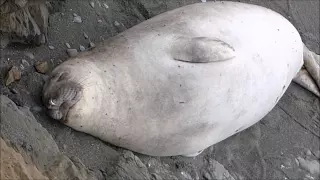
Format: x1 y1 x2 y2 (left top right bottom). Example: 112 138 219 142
43 1 319 157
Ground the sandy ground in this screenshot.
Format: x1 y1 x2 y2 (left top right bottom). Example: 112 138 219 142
1 0 319 179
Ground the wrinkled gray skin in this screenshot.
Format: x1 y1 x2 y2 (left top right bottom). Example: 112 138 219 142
43 73 82 122
42 1 319 157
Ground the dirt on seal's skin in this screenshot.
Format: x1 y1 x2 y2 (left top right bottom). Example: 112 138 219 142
0 0 319 180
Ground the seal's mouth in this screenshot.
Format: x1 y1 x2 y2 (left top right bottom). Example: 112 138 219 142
43 79 83 123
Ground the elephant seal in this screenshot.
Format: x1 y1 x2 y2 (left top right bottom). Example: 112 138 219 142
42 1 320 157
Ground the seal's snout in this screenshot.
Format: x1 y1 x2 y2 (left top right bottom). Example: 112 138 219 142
43 72 83 123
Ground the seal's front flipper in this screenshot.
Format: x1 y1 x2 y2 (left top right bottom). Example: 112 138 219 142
293 68 320 97
181 149 204 157
293 45 320 97
303 45 320 88
171 36 235 63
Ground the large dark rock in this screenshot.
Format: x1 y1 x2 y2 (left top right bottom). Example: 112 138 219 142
0 0 49 48
0 95 98 180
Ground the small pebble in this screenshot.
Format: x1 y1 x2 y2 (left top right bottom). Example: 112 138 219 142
114 21 120 26
79 45 86 52
67 49 78 57
180 171 192 180
203 172 211 180
103 3 109 9
201 0 206 2
73 13 78 17
35 61 49 74
97 1 101 7
90 1 95 8
97 19 102 23
306 150 312 156
73 15 82 23
21 59 30 66
283 158 292 167
48 45 55 50
65 43 71 48
10 88 18 94
83 32 89 39
31 106 43 112
24 52 35 59
89 42 95 48
5 66 21 86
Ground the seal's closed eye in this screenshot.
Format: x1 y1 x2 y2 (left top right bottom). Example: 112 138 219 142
171 36 235 63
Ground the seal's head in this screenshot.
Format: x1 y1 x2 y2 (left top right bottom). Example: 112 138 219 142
42 59 105 127
42 69 83 123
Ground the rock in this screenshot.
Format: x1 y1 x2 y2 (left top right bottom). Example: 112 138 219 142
10 88 19 94
22 59 30 67
0 95 98 180
282 158 292 168
80 45 86 51
203 172 212 180
90 1 94 8
0 0 49 45
48 45 55 50
83 32 89 39
180 171 193 180
24 52 35 59
114 21 120 26
14 0 28 7
20 64 25 70
0 95 60 171
89 42 95 48
104 151 179 180
103 3 109 9
98 19 102 23
67 49 78 57
145 158 178 180
306 149 312 156
5 66 21 86
35 61 50 74
65 42 71 48
201 159 235 180
297 156 320 176
45 155 98 180
0 137 49 180
105 151 151 180
73 15 82 23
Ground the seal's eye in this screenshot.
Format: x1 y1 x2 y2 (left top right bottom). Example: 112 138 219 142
57 72 69 82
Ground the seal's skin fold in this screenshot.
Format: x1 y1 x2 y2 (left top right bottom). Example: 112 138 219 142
43 1 303 156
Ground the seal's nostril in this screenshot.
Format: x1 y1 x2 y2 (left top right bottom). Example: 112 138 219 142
49 99 57 106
